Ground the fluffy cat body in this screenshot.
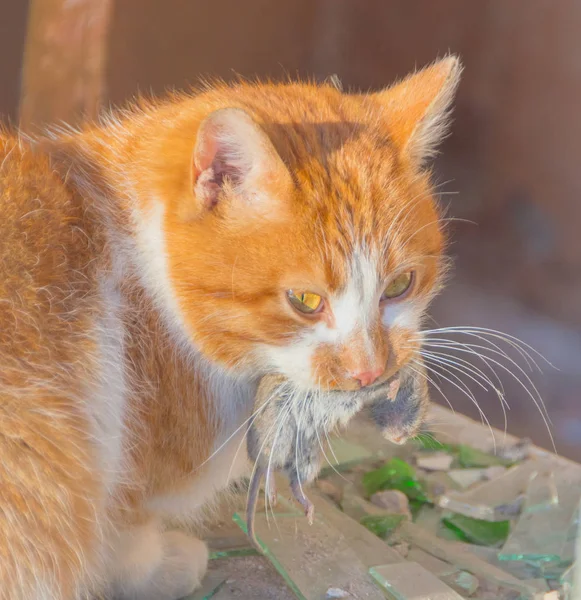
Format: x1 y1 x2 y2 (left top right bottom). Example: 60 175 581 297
0 57 460 599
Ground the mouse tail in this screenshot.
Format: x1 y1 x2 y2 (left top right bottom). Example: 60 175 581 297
246 466 265 553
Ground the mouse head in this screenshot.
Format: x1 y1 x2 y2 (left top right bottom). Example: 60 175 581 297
370 364 429 444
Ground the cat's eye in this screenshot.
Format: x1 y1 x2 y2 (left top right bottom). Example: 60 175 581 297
287 290 324 314
381 271 413 301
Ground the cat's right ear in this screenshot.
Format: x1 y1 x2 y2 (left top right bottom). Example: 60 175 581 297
181 108 292 221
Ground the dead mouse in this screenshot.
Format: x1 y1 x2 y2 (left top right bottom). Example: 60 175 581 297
369 361 429 445
245 374 367 549
245 361 429 549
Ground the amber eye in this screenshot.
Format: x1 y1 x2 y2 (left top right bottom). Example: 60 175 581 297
381 271 413 301
287 290 323 314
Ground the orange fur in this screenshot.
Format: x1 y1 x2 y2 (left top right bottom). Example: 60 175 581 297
0 57 460 598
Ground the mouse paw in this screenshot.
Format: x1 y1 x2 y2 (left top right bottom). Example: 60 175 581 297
290 480 315 524
305 503 315 525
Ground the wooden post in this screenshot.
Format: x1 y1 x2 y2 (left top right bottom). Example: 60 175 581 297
19 0 113 131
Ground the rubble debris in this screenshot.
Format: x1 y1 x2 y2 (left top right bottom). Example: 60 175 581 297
484 466 507 480
499 469 581 566
237 419 580 600
416 452 454 471
370 489 412 517
445 570 479 596
392 541 410 558
439 461 548 521
341 484 394 521
448 468 487 489
326 587 350 598
316 479 343 506
497 438 533 463
360 514 406 539
406 547 479 596
458 445 513 468
362 458 429 503
397 521 540 597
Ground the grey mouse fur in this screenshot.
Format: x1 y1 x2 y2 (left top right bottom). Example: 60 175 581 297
370 360 429 445
245 374 364 549
245 361 429 550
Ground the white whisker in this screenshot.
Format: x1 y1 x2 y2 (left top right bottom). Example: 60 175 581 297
421 355 497 451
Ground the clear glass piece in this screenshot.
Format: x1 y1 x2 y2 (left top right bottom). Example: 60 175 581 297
233 487 401 600
499 468 581 566
438 460 551 521
369 562 465 600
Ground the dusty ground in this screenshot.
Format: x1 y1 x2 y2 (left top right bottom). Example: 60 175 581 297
205 556 296 600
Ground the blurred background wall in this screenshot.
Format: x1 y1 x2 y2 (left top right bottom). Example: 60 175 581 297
3 0 581 459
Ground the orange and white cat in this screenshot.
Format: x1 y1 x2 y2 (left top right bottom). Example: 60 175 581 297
0 56 460 599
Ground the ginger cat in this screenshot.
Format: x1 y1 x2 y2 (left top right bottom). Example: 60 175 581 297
0 57 460 599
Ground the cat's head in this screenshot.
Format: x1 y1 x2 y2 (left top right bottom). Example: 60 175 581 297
142 57 461 390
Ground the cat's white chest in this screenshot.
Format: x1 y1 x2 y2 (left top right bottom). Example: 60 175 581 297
86 277 128 496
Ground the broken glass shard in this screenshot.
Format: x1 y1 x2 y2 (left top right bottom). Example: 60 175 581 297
442 513 510 547
233 488 401 600
439 460 551 521
369 562 465 599
406 548 479 596
447 468 486 489
458 444 513 468
362 458 429 503
360 514 406 539
499 468 581 565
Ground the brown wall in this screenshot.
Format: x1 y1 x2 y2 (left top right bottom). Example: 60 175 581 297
0 1 28 121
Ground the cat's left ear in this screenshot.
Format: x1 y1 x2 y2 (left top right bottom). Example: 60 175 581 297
183 107 293 221
370 56 462 167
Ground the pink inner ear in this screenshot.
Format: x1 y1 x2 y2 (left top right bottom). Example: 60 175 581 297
193 124 247 210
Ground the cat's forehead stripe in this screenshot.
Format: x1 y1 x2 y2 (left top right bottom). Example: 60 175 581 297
321 250 380 350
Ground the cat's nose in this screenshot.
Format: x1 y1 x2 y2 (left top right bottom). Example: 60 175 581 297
354 368 383 388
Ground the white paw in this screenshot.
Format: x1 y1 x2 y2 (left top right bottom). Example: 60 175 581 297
112 528 208 600
154 531 209 599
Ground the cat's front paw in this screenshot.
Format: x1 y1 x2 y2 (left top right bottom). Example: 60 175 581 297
153 531 208 600
112 529 208 600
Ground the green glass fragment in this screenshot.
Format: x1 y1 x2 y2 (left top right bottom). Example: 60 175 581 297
408 499 426 519
208 548 259 560
439 522 471 543
442 514 510 547
458 445 513 468
360 514 406 539
362 458 429 503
